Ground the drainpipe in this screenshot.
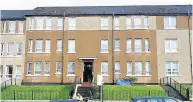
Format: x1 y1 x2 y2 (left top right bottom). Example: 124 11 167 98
187 10 193 84
112 12 115 84
61 12 65 85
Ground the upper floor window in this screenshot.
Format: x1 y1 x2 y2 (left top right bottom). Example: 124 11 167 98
165 39 178 53
68 40 75 53
127 62 132 75
17 43 22 55
101 61 108 75
7 42 14 56
114 16 119 30
165 61 179 76
68 62 75 75
114 61 120 74
134 39 142 52
134 16 142 28
57 17 63 30
1 21 6 33
35 61 42 75
57 40 62 51
145 39 150 52
135 61 142 75
126 39 132 53
27 62 32 75
29 17 35 30
114 39 120 51
56 61 62 74
36 17 44 30
9 21 15 33
126 16 132 29
164 16 176 29
69 17 76 30
44 62 50 75
45 17 52 30
101 39 108 53
1 43 4 55
28 39 33 52
45 40 51 52
35 40 43 52
101 16 108 30
144 16 149 28
18 21 24 33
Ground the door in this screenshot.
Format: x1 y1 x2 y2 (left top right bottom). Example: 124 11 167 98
83 62 93 82
6 65 13 78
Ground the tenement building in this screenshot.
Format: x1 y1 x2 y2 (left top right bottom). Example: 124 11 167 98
0 5 192 84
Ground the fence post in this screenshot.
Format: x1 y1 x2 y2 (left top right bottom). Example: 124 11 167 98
170 78 171 86
148 90 150 96
15 78 16 85
167 77 168 85
11 79 12 85
174 82 176 89
32 90 33 100
160 79 161 85
163 78 164 85
180 84 182 93
167 90 170 96
50 90 52 100
5 82 6 89
186 88 190 101
14 90 16 100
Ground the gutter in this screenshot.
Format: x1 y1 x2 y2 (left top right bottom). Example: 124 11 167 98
61 12 65 85
112 12 115 84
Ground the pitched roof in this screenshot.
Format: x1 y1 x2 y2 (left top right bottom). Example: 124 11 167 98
27 5 192 16
1 10 32 20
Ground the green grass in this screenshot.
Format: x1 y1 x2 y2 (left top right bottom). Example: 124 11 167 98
0 85 73 100
103 85 168 100
183 85 193 98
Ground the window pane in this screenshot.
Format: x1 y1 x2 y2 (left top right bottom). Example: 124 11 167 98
164 17 170 28
145 61 150 75
37 17 44 29
46 17 52 30
36 40 43 52
16 65 21 79
166 62 171 75
17 43 22 55
27 62 32 74
28 40 33 52
56 62 62 73
68 40 75 52
8 42 14 55
0 65 3 77
69 17 76 30
35 62 42 74
68 62 75 74
171 17 176 28
44 62 50 75
127 39 132 52
126 16 132 29
135 39 142 52
1 21 6 33
145 39 150 52
144 16 149 28
9 21 15 33
114 16 119 30
114 39 120 50
58 17 63 30
114 62 120 73
1 43 4 55
18 21 24 33
134 16 141 28
127 62 132 75
101 17 108 30
101 40 108 52
101 62 108 75
135 62 142 75
57 40 62 51
29 17 35 29
46 40 51 52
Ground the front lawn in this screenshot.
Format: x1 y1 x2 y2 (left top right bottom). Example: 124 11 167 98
102 85 168 100
0 85 73 100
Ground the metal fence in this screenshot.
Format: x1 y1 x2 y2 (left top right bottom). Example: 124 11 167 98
160 77 190 101
1 78 17 91
1 89 70 100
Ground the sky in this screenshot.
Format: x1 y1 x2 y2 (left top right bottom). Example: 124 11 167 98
0 0 192 10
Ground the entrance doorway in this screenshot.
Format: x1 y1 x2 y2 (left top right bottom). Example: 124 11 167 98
6 65 13 78
83 62 93 82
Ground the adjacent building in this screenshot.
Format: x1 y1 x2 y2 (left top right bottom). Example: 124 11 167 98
1 5 192 84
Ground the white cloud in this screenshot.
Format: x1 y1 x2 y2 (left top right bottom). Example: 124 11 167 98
0 0 192 10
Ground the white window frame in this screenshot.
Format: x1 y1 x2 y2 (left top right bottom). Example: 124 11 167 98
144 16 149 28
56 61 62 74
28 39 33 52
165 39 178 53
27 62 32 75
35 40 43 52
127 62 132 75
18 21 24 34
126 39 132 53
145 39 150 52
9 21 16 33
114 39 120 51
57 17 63 30
101 61 108 75
126 16 132 29
101 16 108 30
135 61 142 75
17 43 22 55
145 61 150 75
44 62 50 75
1 43 4 55
164 16 176 29
101 39 108 53
68 17 76 30
36 17 44 30
34 61 42 75
67 62 75 75
29 17 35 30
134 16 142 28
45 40 51 52
68 40 75 53
7 42 14 56
45 17 52 30
165 61 179 76
16 65 21 79
1 21 6 33
134 39 142 52
0 65 3 77
114 61 120 74
114 16 120 30
57 40 62 51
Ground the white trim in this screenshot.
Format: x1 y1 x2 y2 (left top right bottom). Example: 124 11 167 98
27 52 51 54
66 74 76 76
102 74 109 76
1 56 22 58
100 52 109 54
67 52 76 54
114 73 121 75
56 50 62 52
1 33 24 35
79 57 97 60
126 51 133 53
55 72 62 75
142 51 151 54
165 75 180 77
114 50 121 52
25 75 50 77
164 28 177 30
164 52 178 54
126 75 152 77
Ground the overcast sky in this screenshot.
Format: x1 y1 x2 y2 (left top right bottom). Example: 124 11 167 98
0 0 192 10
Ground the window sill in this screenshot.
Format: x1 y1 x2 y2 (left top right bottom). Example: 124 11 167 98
67 52 76 54
25 75 50 77
143 51 151 53
27 52 51 54
100 29 109 31
114 73 121 75
131 28 150 30
102 74 109 76
56 50 62 52
165 75 180 77
126 75 152 77
164 28 177 30
66 74 76 76
100 52 109 54
114 50 121 52
1 33 24 35
55 73 62 75
165 52 178 54
1 56 23 58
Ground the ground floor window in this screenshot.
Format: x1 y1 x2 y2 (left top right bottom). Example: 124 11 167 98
16 65 21 79
101 61 108 75
127 62 132 75
114 61 120 74
35 61 42 75
0 65 3 77
135 61 142 75
68 62 75 75
56 61 62 74
145 61 150 75
44 62 50 75
165 61 179 76
27 62 32 75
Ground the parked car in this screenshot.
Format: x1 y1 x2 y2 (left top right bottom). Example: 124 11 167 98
131 97 182 102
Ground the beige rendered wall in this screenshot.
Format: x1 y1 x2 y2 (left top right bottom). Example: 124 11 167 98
156 30 192 83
